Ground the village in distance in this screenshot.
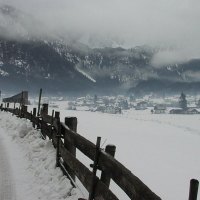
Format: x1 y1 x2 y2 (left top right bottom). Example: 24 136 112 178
25 91 200 115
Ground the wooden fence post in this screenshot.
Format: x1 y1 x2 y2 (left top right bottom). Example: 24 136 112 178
41 103 48 116
24 105 27 112
22 105 27 118
33 108 37 128
65 117 77 132
55 111 61 167
50 110 55 139
89 137 101 200
189 179 199 200
40 104 48 139
100 145 116 187
7 103 9 108
37 88 42 116
30 111 33 121
64 117 77 181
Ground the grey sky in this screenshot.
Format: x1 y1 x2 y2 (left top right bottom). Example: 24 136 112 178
0 0 200 65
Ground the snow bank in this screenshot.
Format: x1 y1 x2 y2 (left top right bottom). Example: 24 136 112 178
0 111 82 200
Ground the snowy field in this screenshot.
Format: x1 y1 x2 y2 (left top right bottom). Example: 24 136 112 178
0 101 200 200
40 101 200 200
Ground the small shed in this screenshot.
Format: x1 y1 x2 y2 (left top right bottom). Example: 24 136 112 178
169 109 183 114
135 101 148 110
185 108 200 114
170 108 200 114
154 104 166 114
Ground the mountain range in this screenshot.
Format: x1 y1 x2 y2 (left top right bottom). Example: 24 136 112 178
0 4 200 96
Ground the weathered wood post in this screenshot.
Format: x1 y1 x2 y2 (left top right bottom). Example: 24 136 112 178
33 108 37 128
55 111 61 167
24 106 27 115
22 105 27 118
100 144 116 187
89 137 101 200
65 117 77 132
20 105 24 117
37 88 42 116
42 103 48 116
20 91 23 106
64 117 77 181
50 110 55 139
40 104 48 139
189 179 199 200
7 103 9 108
30 111 33 121
24 105 27 112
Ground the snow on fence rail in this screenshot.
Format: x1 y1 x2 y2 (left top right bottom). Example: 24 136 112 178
0 103 199 200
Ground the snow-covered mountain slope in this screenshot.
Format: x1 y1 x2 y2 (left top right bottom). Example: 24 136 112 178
0 4 200 95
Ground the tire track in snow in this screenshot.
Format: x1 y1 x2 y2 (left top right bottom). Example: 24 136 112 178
0 137 16 200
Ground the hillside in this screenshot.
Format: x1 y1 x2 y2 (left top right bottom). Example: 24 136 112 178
0 5 200 95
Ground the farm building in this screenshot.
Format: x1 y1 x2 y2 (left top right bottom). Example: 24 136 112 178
135 101 148 110
153 104 166 114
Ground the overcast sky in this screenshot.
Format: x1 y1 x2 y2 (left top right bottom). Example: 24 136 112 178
0 0 200 65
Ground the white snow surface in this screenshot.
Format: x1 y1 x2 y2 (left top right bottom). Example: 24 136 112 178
0 111 82 200
1 103 200 200
75 65 96 83
31 102 200 200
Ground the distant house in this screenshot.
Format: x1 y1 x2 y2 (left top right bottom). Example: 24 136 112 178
185 108 199 114
135 101 148 110
169 109 183 114
96 106 106 112
118 100 129 110
154 104 166 114
170 108 200 114
196 99 200 108
67 101 76 110
104 106 122 114
96 105 121 114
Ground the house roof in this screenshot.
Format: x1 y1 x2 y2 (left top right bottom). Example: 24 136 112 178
154 104 166 110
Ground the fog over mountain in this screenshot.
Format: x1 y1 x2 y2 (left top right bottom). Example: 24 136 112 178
0 0 200 95
1 0 200 65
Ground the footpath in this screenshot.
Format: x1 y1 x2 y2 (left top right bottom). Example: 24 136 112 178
0 132 16 200
0 111 81 200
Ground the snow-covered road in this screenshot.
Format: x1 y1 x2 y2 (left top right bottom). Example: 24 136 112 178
0 134 16 200
0 111 82 200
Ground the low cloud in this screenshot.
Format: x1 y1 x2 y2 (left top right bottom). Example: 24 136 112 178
0 0 200 64
151 50 189 67
151 45 200 67
183 71 200 82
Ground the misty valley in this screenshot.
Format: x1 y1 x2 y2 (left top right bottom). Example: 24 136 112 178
0 1 200 200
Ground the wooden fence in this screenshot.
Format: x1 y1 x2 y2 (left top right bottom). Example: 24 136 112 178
0 103 198 200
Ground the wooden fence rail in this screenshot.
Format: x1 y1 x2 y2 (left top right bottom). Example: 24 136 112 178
0 102 198 200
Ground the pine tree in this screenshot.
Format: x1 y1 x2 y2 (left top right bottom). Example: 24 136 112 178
179 92 187 110
94 94 97 104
